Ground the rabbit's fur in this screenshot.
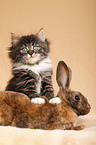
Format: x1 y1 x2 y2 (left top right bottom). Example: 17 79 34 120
0 61 91 130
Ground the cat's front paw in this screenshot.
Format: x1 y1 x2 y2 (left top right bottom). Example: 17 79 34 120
31 97 45 104
49 97 61 104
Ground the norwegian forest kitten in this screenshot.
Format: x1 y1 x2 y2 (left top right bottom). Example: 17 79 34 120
6 29 55 103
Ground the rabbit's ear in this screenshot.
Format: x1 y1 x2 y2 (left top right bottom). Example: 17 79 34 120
56 61 72 89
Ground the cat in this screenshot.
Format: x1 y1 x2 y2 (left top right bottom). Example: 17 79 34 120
6 29 55 103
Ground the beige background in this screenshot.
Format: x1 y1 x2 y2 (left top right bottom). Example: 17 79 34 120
0 0 96 114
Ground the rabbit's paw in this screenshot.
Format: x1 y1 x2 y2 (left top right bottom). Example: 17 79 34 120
49 97 61 104
31 97 45 104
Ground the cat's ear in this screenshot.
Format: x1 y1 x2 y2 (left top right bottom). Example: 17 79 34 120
37 28 45 42
11 33 20 45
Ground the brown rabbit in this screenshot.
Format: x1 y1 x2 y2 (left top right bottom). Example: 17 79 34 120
0 61 91 130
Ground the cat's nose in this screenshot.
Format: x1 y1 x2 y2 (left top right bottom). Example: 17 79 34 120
28 50 34 56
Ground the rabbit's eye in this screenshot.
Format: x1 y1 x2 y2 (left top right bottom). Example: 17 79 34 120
75 95 80 101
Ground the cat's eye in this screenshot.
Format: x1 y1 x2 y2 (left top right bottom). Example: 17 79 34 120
33 45 44 52
33 46 40 51
21 47 28 53
33 45 42 52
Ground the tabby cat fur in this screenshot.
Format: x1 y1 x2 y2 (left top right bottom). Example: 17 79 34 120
6 29 54 102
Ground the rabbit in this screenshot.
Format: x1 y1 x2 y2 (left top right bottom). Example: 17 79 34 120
0 60 91 130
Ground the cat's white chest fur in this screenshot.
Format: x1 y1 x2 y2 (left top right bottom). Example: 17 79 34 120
13 56 53 75
27 56 53 75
